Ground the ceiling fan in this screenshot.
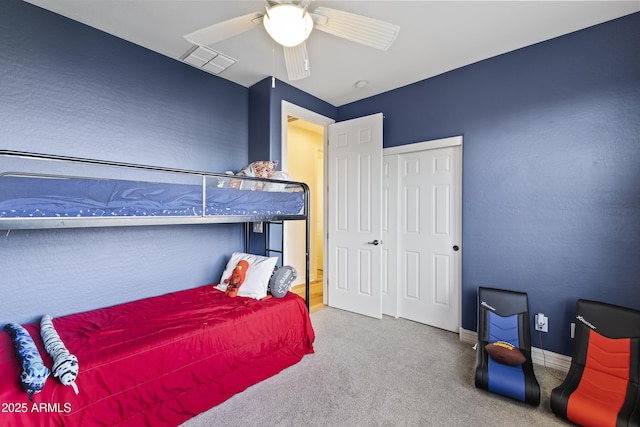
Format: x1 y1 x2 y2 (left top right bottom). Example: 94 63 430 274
183 0 400 81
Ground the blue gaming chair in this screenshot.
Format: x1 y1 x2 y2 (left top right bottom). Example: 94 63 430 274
474 287 540 406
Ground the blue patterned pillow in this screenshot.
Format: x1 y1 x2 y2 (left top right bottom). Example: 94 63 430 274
4 323 50 400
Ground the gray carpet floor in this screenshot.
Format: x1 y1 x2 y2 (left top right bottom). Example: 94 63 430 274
181 306 572 427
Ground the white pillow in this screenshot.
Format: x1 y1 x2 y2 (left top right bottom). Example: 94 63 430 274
216 252 278 299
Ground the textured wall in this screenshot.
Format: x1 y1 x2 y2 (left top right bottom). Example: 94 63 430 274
248 77 337 164
1 0 249 324
338 12 640 356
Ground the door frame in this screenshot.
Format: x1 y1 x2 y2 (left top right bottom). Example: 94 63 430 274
383 135 462 156
281 101 334 304
383 135 463 330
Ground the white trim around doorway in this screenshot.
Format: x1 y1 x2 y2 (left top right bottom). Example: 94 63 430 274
384 135 463 156
281 101 334 305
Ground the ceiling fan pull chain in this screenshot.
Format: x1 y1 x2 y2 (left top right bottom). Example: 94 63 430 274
271 41 276 88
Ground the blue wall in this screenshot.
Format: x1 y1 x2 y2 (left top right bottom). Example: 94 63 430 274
248 77 337 162
338 12 640 356
0 0 249 324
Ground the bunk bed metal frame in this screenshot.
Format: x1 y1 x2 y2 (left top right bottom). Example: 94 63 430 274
0 150 311 308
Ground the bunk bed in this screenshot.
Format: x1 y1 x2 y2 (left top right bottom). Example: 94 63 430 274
0 150 314 427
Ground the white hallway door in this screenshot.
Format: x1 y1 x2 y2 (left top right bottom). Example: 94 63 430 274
394 142 462 332
327 113 383 319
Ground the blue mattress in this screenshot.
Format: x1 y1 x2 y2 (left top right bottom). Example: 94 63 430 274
0 176 304 218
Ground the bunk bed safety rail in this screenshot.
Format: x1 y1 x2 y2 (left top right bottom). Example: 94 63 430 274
0 150 308 230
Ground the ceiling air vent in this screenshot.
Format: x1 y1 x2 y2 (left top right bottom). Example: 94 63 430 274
182 45 236 75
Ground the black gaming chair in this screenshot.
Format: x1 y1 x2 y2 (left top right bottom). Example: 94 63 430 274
474 287 540 406
550 299 640 427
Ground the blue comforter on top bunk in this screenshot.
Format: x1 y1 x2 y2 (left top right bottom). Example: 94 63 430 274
0 176 304 218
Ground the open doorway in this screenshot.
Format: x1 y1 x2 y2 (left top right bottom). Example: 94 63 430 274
280 101 334 312
287 116 323 310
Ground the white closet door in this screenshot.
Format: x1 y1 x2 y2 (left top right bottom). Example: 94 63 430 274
398 145 461 332
382 154 399 317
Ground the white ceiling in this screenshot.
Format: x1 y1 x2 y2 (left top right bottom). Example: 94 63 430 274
24 0 639 106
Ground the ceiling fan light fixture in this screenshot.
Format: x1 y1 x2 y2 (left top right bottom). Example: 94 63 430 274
263 4 313 47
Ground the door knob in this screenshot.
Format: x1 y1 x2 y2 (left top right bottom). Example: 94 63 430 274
367 240 381 246
453 245 459 251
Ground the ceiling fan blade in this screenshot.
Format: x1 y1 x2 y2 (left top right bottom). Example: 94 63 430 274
311 7 399 51
268 0 312 7
284 42 311 81
184 12 263 46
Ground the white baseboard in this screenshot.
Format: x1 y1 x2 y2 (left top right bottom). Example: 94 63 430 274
459 327 571 373
459 328 478 346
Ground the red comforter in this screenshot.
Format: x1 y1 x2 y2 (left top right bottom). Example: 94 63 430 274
0 286 315 427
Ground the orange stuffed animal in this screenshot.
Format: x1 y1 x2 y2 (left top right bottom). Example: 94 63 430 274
224 260 249 297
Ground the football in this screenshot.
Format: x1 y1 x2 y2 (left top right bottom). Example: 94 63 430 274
269 265 297 298
485 341 526 366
